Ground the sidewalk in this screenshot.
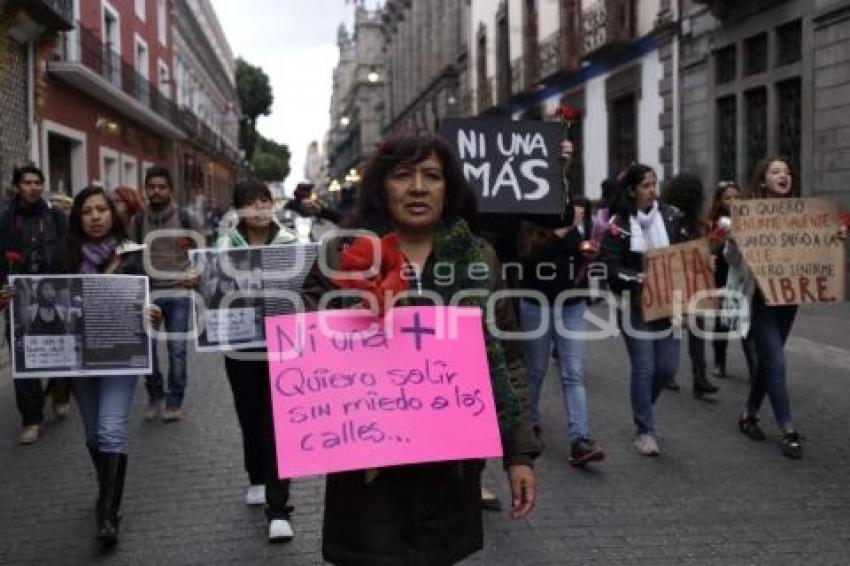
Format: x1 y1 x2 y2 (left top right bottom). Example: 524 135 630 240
0 307 849 565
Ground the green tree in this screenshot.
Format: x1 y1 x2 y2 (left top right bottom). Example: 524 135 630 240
235 58 273 160
251 134 291 182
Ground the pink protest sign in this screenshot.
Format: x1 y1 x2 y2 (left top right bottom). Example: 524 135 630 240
264 306 503 478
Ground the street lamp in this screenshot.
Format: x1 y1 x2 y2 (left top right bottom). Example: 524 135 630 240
345 168 361 184
339 115 350 127
367 69 380 83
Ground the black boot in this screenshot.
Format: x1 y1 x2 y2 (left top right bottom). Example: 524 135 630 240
87 443 100 508
96 453 127 546
693 366 719 398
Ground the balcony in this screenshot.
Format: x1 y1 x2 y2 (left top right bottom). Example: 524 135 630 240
49 24 185 141
582 0 636 61
1 0 73 40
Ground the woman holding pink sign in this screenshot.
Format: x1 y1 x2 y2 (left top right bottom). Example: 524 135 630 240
301 132 538 565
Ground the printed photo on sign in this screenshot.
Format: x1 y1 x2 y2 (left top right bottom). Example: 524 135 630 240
9 275 152 379
438 118 563 215
191 243 319 351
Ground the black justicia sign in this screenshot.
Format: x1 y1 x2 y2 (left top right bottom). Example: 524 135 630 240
439 118 563 215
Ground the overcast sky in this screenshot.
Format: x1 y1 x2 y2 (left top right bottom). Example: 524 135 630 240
210 0 376 191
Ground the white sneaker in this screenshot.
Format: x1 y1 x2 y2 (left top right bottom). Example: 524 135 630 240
245 484 266 506
634 433 660 456
268 519 294 542
54 402 71 421
18 425 41 445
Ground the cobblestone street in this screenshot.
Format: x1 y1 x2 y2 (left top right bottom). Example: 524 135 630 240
1 305 849 565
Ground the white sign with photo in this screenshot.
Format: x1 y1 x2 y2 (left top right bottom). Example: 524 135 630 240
9 274 152 379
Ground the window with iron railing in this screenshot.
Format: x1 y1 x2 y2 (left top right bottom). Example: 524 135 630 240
55 24 178 123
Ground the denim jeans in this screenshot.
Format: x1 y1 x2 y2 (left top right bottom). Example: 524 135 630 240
145 295 190 409
746 294 797 430
519 298 589 442
72 375 137 453
618 300 681 435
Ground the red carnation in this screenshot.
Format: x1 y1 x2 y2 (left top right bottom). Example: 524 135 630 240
332 233 409 317
5 251 23 265
609 225 621 238
554 105 581 123
840 211 850 229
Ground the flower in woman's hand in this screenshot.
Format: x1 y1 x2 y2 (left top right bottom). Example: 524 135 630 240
609 224 621 238
554 105 581 123
333 233 409 317
5 251 23 265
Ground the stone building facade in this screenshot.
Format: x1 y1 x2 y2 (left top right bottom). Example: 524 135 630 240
325 1 472 181
326 6 385 181
680 0 850 210
381 0 471 133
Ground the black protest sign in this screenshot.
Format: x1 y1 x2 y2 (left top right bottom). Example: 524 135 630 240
439 118 563 215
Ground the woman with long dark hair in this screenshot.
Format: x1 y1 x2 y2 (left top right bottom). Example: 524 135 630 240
661 173 719 398
54 186 159 545
705 180 758 382
301 131 537 565
726 156 846 458
600 164 693 456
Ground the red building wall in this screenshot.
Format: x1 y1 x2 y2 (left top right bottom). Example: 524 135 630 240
39 0 179 195
78 0 172 94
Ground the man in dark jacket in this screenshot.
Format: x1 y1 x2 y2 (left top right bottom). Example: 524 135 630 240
0 164 68 444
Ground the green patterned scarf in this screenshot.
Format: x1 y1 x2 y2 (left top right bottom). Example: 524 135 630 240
404 218 523 432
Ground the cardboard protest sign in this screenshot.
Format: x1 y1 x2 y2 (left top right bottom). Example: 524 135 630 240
731 198 845 305
439 118 563 214
265 306 503 478
9 275 152 378
641 240 716 322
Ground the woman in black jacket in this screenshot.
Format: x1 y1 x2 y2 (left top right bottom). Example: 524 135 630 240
600 164 691 457
661 173 719 398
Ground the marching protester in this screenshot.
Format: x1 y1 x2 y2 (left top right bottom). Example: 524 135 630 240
516 196 605 465
661 173 719 398
727 156 847 459
285 181 342 224
0 165 70 444
706 181 759 382
215 180 299 542
132 166 201 422
111 187 144 234
301 131 538 565
49 185 158 545
600 164 693 456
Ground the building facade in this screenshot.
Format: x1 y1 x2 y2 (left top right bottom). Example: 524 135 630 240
680 0 850 210
471 0 678 201
171 0 240 213
0 0 73 195
381 0 471 133
41 0 183 197
326 6 385 181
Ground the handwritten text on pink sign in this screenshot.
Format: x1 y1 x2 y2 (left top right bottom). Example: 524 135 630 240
265 307 503 478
